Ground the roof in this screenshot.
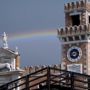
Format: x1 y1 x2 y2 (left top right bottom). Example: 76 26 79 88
0 47 20 58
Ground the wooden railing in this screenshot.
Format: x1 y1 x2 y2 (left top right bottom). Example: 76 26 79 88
0 66 90 90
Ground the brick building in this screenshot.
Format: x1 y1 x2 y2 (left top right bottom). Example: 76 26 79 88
57 0 90 75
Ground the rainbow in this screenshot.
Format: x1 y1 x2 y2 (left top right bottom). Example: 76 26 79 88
8 30 57 41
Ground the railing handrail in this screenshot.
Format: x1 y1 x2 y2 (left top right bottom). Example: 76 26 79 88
0 66 90 90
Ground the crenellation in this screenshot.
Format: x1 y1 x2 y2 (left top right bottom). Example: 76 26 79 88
80 25 84 31
60 28 64 35
72 26 77 34
65 27 69 34
64 4 67 10
23 64 61 75
69 27 74 34
52 64 61 69
58 25 88 37
65 27 68 34
79 25 83 32
64 0 86 12
34 65 40 71
64 3 71 12
83 24 87 31
71 2 75 9
80 0 85 7
74 26 78 33
79 25 87 32
76 1 80 9
40 65 46 69
67 3 71 10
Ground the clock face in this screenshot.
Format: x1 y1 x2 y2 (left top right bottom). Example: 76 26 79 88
67 46 82 62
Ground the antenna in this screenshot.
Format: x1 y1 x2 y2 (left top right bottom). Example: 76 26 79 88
2 32 8 49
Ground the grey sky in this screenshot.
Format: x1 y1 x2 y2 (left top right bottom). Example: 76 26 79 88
0 0 64 33
0 0 77 67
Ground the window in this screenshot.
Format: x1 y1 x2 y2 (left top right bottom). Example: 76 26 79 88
62 37 67 42
68 36 73 41
71 15 80 26
75 36 79 40
81 35 85 40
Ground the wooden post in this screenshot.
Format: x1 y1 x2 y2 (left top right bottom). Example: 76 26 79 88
25 75 29 90
70 72 74 90
47 66 50 90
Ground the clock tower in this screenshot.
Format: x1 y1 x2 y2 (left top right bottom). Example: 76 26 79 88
57 0 90 75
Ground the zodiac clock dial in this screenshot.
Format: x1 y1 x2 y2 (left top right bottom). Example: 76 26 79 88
67 46 82 62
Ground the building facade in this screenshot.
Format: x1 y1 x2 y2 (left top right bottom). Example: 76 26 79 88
0 32 23 89
57 0 90 75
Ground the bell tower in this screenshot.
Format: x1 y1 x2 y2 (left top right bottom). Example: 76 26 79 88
57 0 90 75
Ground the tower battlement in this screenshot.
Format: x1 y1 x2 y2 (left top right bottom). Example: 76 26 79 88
57 24 88 36
57 24 90 42
64 0 86 12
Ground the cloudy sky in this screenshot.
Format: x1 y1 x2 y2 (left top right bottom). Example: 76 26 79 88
0 0 77 67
